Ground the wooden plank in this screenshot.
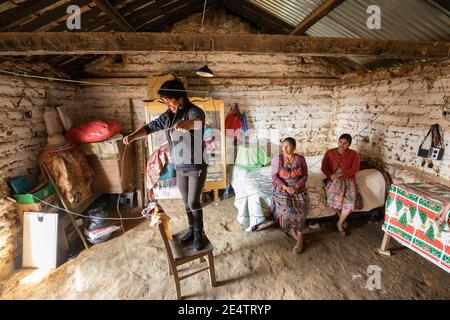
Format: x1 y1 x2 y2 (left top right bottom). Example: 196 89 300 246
93 0 135 31
290 0 346 35
49 7 103 32
221 0 364 72
139 0 205 31
1 32 449 59
433 0 450 11
130 0 197 30
15 0 92 32
0 0 55 29
221 0 292 34
129 98 144 209
85 0 175 32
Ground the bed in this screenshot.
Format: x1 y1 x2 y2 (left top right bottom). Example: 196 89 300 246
231 155 388 232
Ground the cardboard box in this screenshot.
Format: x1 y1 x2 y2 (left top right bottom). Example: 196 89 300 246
86 140 135 194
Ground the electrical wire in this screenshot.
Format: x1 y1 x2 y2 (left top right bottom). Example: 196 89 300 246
201 0 208 33
0 68 301 93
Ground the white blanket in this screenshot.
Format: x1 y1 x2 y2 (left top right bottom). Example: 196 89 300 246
231 155 387 230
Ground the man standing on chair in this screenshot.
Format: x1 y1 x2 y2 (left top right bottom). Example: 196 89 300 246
123 79 208 250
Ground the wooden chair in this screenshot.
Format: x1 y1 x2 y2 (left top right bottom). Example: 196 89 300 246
158 224 217 300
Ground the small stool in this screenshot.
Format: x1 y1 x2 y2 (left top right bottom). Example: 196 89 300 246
159 224 217 300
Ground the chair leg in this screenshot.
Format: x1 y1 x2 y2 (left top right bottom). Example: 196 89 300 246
172 269 182 300
207 252 217 287
167 255 173 275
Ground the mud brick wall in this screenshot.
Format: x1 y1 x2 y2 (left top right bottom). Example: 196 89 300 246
0 73 80 278
333 61 450 185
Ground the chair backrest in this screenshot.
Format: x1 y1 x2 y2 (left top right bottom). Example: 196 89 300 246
158 223 175 262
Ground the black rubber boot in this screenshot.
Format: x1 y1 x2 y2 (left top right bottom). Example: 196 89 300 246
180 226 194 243
193 229 205 251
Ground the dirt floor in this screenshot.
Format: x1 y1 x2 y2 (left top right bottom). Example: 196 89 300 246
1 197 449 300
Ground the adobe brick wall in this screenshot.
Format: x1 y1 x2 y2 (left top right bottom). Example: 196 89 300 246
333 61 450 185
0 71 80 278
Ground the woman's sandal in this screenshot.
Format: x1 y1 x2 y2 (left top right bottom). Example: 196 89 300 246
336 223 347 237
292 244 303 255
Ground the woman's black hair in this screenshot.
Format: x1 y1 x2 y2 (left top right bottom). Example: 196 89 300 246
282 137 297 149
339 133 352 146
158 79 187 100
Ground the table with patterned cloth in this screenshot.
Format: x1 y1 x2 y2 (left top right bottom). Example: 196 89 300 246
380 182 450 273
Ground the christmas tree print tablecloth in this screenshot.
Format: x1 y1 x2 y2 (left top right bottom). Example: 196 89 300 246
382 182 450 273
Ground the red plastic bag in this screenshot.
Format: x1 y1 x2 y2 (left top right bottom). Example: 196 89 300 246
65 119 123 144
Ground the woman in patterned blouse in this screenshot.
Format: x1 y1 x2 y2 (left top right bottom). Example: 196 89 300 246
272 137 310 254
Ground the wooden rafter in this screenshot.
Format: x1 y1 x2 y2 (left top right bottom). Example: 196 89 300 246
0 0 55 30
290 0 346 35
432 0 450 11
221 0 292 34
15 0 93 32
1 32 448 60
138 0 205 31
93 0 135 31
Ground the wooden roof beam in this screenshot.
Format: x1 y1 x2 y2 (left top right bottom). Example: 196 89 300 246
290 0 346 35
1 32 449 60
93 0 135 31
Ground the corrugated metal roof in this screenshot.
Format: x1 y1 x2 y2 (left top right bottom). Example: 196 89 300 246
306 0 450 41
306 0 450 70
248 0 327 26
247 0 450 71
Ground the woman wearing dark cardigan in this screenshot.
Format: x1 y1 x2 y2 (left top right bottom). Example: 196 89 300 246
123 79 208 250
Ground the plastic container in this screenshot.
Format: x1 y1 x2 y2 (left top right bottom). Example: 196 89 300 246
14 183 55 204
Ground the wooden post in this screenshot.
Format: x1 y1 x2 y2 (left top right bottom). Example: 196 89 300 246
129 99 144 209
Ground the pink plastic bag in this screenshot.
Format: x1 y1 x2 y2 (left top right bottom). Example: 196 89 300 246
65 119 123 144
